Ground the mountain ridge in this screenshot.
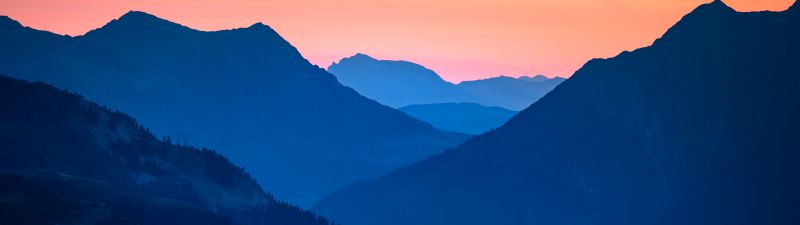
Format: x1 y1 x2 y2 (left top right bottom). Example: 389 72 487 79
0 11 468 207
0 74 333 225
399 103 517 135
328 53 565 110
313 2 800 225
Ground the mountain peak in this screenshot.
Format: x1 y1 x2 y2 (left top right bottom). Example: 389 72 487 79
115 10 178 26
518 75 551 82
242 22 282 35
331 53 377 67
85 10 192 37
120 10 157 20
654 0 737 45
698 0 735 13
672 0 735 19
0 15 23 29
351 53 377 60
460 75 515 84
790 0 800 12
247 22 270 29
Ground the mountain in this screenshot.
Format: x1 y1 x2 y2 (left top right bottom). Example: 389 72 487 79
0 75 332 225
328 53 462 107
457 75 566 110
0 11 469 207
328 54 564 110
517 74 551 82
399 103 517 135
313 1 800 225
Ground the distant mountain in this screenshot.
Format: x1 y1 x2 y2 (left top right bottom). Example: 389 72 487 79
457 75 565 110
517 74 552 82
0 11 468 207
328 54 564 110
314 1 800 225
328 53 462 107
0 75 331 225
399 103 517 134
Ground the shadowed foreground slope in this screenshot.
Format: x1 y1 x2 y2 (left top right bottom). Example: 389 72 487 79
0 75 333 225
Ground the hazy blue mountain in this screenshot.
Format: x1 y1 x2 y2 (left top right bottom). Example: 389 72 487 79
328 54 564 110
0 12 469 207
517 74 552 82
0 75 332 225
399 103 517 134
328 53 462 107
457 75 566 110
313 1 800 225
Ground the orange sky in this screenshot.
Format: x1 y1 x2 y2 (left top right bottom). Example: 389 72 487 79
0 0 795 82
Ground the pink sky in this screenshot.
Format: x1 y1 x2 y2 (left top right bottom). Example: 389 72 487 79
0 0 795 82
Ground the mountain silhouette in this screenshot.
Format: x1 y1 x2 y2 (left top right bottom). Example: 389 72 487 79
329 53 462 107
0 75 333 225
0 11 469 207
517 74 552 82
328 53 564 110
313 1 800 225
457 75 565 110
399 103 517 134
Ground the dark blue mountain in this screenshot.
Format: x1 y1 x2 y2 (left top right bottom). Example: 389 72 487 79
0 12 469 207
399 103 517 134
0 75 332 225
328 54 564 110
313 1 800 225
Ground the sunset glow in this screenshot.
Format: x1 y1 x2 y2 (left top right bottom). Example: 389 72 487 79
1 0 794 82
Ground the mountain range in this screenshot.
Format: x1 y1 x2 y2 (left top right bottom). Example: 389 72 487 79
0 75 332 225
399 103 517 135
313 1 800 225
0 11 469 207
328 53 565 110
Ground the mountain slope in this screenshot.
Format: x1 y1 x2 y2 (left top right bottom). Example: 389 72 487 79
0 75 331 225
399 103 517 134
456 75 565 110
0 12 468 207
328 54 564 110
313 1 800 225
329 53 461 107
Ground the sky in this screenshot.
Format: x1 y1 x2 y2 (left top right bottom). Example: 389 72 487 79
0 0 795 82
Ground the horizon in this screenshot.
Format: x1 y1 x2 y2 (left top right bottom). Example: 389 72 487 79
0 0 794 82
